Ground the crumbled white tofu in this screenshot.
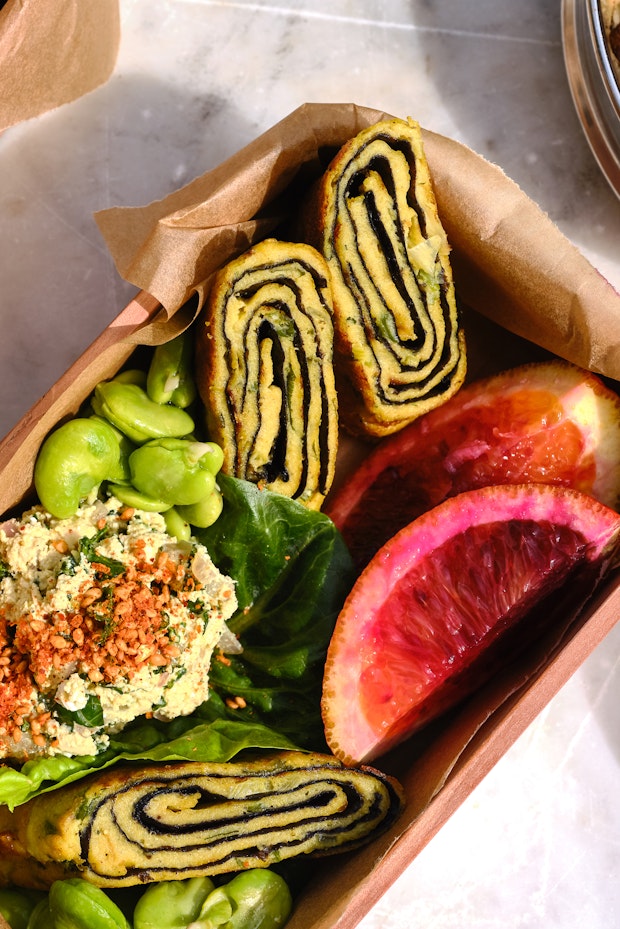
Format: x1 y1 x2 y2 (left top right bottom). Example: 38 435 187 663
0 497 237 760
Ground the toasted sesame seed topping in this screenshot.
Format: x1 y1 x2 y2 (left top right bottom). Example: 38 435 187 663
0 499 237 759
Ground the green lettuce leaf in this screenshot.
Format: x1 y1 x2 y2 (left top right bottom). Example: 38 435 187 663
199 475 355 749
0 718 299 810
0 476 355 809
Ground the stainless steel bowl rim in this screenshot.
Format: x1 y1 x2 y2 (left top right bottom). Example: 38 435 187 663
562 0 620 198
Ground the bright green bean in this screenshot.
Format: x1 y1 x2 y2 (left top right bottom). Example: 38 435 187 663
133 876 216 929
34 417 132 519
192 870 293 929
92 380 194 444
48 879 130 929
25 898 53 929
129 439 219 506
198 441 224 476
176 487 223 529
107 483 172 513
110 369 147 387
147 332 197 409
192 888 233 927
164 507 192 542
0 888 46 929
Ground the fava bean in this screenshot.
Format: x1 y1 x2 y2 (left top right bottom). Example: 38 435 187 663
48 879 130 929
107 482 172 513
147 332 197 409
163 507 192 542
176 487 223 529
129 439 220 506
0 888 45 929
133 876 216 929
197 440 224 476
34 417 132 519
92 381 194 444
190 870 293 929
25 898 53 929
110 369 148 387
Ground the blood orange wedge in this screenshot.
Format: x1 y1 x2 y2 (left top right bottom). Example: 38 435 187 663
326 361 620 572
321 483 620 765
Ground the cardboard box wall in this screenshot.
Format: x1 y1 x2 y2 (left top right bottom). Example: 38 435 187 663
1 103 620 929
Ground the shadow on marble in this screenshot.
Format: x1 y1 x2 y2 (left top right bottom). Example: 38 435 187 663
0 74 255 209
407 0 620 281
0 72 256 440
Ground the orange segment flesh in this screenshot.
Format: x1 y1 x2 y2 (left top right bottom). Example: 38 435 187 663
326 361 620 572
321 483 620 765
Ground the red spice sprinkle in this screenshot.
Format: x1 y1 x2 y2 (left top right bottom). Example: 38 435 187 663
0 544 208 742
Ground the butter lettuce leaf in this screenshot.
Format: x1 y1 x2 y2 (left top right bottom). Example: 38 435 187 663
0 476 354 809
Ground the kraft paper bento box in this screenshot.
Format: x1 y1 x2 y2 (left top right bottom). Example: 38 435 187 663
1 103 620 929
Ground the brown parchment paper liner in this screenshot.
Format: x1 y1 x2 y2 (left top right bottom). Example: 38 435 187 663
94 101 620 376
0 0 120 134
1 102 620 927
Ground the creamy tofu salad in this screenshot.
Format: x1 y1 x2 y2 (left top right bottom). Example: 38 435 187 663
0 496 237 760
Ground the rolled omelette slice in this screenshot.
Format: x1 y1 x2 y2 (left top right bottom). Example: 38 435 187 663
0 751 403 889
301 117 467 437
197 239 338 510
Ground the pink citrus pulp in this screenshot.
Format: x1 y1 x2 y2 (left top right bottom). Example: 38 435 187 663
321 483 620 765
327 361 620 572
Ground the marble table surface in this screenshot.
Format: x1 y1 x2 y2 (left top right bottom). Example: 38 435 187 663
2 1 620 926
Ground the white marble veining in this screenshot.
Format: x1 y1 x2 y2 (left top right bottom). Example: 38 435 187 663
1 2 620 927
